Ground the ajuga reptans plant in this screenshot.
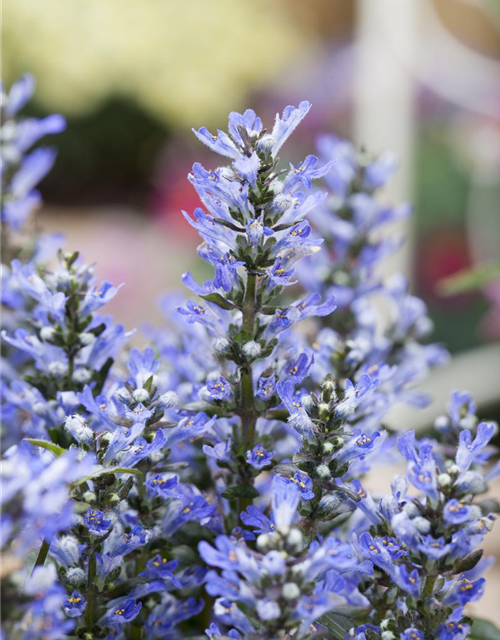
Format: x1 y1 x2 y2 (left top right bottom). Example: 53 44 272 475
1 76 499 640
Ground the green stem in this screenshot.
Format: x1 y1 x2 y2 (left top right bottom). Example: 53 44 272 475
423 574 437 600
241 273 257 447
85 550 97 632
130 624 143 640
31 537 51 574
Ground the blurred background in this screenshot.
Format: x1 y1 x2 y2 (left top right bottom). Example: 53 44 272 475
4 0 500 615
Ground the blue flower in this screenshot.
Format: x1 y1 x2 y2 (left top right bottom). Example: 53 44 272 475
402 629 427 640
84 509 112 537
204 439 232 463
108 525 148 558
284 352 314 383
269 101 311 157
456 422 495 472
287 471 314 500
446 577 485 606
105 599 142 626
396 564 421 598
417 535 451 560
206 622 241 639
443 500 474 525
246 444 274 469
437 608 469 640
145 474 180 499
398 431 438 504
256 374 276 400
63 590 86 618
119 429 167 468
240 505 275 534
141 555 181 586
272 475 300 534
207 376 233 401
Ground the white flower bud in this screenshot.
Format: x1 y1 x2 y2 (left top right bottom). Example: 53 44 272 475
301 394 313 410
282 582 300 600
257 133 274 154
242 341 261 359
322 441 334 454
316 464 331 479
404 502 419 517
48 362 67 377
286 528 303 549
133 388 150 403
65 414 93 446
434 415 449 430
159 391 179 409
413 517 431 534
82 491 96 504
115 388 132 404
459 415 476 431
438 473 452 487
40 326 56 342
448 464 460 476
382 632 395 640
213 338 230 355
73 367 91 383
66 568 86 586
33 402 48 416
256 534 271 551
80 332 95 346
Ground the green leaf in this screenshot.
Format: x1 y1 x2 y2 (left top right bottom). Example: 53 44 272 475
437 263 500 296
70 466 142 487
317 612 355 639
222 484 259 500
471 618 500 640
25 438 67 457
201 293 236 310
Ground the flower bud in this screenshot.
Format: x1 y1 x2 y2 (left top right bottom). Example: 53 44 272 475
40 326 56 342
286 528 303 550
413 517 431 534
80 332 95 346
438 473 452 487
256 534 271 551
213 338 230 356
82 491 97 504
159 391 179 409
316 464 331 479
282 582 300 600
73 367 91 383
66 568 86 586
242 341 261 359
318 403 330 421
322 441 334 454
133 388 150 403
65 414 93 446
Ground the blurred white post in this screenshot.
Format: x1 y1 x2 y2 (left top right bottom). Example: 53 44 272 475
354 0 419 281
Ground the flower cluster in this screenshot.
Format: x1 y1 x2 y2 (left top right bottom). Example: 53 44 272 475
1 77 498 640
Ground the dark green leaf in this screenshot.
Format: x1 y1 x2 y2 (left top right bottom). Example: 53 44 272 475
454 549 483 573
200 293 236 310
317 612 355 639
222 484 259 500
470 618 500 640
143 375 154 392
71 466 142 487
437 263 500 296
25 439 67 457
